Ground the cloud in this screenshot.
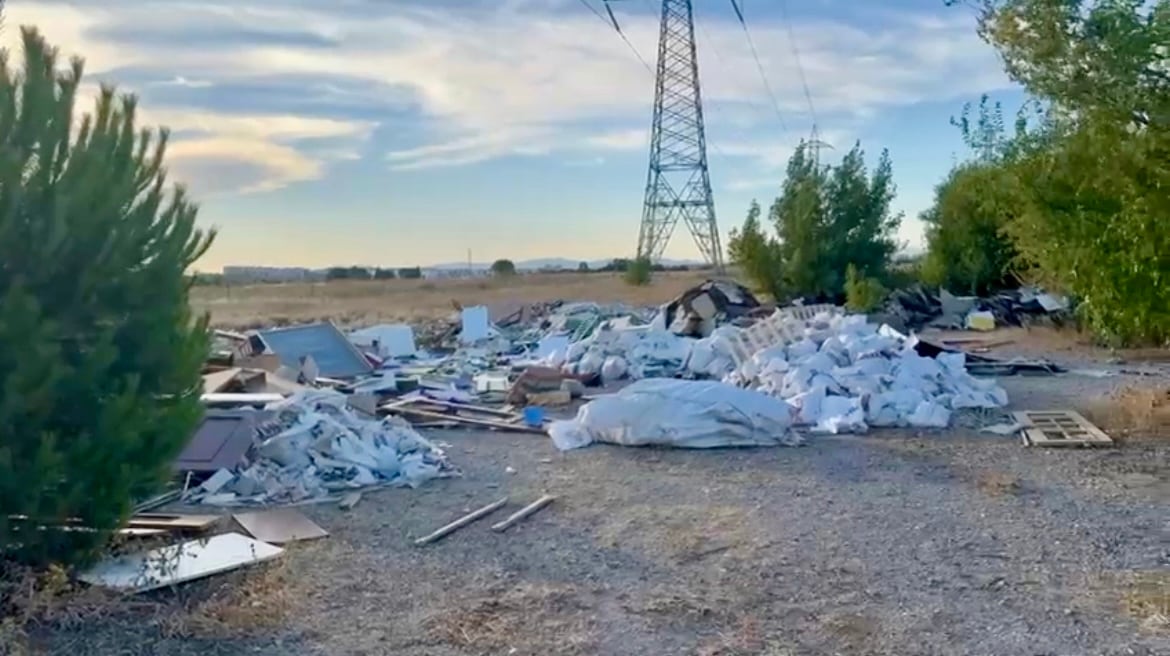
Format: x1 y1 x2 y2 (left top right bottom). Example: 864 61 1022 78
1 0 1014 184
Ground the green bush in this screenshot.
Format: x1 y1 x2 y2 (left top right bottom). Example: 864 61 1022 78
727 200 785 300
0 28 215 567
844 264 888 313
490 259 516 277
919 162 1022 295
624 256 652 286
1006 118 1170 345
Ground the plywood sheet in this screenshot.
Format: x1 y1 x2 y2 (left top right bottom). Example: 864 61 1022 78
174 411 258 472
79 532 283 593
233 508 328 544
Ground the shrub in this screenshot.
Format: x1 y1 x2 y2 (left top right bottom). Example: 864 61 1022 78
919 162 1022 295
624 256 652 286
490 259 516 277
844 264 888 313
0 29 215 567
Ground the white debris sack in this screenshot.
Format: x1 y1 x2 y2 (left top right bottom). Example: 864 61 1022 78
726 311 1009 434
187 390 455 507
546 378 802 451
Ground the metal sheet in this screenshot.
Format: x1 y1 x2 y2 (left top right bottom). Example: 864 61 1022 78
258 322 373 379
175 411 258 473
233 508 328 544
79 532 283 593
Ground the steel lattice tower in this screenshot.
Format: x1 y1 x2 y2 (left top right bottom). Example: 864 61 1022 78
637 0 723 270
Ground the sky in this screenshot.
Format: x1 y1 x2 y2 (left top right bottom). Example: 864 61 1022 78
1 0 1025 271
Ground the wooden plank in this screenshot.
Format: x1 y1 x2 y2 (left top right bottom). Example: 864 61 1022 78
233 508 328 545
415 497 508 546
128 513 223 531
202 368 243 394
1014 409 1113 447
491 495 555 532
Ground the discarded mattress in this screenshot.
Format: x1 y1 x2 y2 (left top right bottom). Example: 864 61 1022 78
546 378 801 451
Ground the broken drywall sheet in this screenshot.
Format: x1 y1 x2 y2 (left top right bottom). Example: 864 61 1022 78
460 306 494 344
349 324 417 358
79 532 283 593
257 322 373 379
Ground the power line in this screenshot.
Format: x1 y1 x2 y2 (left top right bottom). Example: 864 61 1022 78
576 0 655 74
728 0 789 132
778 0 818 130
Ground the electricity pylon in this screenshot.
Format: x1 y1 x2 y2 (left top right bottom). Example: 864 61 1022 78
636 0 723 271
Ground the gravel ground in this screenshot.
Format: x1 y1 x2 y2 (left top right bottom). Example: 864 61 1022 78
30 365 1170 656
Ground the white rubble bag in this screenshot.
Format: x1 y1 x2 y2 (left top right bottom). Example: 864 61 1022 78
546 379 802 451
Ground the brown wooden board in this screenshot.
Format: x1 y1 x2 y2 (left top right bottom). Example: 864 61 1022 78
233 508 328 545
1013 410 1113 447
175 411 258 472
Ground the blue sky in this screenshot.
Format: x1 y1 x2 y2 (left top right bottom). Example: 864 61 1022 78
3 0 1023 271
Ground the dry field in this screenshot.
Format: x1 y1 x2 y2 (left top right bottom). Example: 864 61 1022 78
191 270 714 331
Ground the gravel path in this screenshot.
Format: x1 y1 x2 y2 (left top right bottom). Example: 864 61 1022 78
35 373 1169 656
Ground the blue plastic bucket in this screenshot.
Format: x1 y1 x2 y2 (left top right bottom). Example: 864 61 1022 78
523 406 545 427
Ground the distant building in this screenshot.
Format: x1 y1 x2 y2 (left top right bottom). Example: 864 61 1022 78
222 265 323 284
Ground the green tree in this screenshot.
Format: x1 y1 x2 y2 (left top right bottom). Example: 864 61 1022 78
844 263 888 313
0 28 215 566
577 261 590 272
920 162 1022 295
397 266 422 279
490 259 517 277
951 0 1170 344
727 200 785 299
373 267 396 280
735 141 901 302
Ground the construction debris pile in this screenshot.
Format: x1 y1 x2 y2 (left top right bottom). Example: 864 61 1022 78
186 390 454 507
884 285 1070 332
725 310 1010 434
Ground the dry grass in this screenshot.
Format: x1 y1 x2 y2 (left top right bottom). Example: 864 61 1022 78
974 470 1022 497
594 503 767 565
192 270 713 330
156 558 299 639
1082 385 1170 443
1123 571 1170 633
696 615 797 656
423 582 595 654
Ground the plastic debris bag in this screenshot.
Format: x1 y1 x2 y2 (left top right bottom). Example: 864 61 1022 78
546 378 801 451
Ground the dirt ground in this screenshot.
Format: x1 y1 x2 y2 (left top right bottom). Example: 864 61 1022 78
28 352 1170 655
191 271 713 331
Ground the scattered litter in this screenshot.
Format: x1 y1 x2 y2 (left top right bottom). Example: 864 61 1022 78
1013 410 1114 447
415 497 508 546
79 532 283 593
185 390 454 507
338 491 362 510
233 508 328 544
885 285 1071 331
491 494 555 532
547 378 800 451
980 422 1025 436
726 311 1010 434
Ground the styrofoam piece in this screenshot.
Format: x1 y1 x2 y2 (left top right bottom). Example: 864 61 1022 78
79 532 283 593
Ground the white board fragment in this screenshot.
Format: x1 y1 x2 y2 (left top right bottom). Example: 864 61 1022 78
79 532 283 593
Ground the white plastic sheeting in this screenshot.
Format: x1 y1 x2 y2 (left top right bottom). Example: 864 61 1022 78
547 379 801 450
726 312 1009 434
188 390 454 506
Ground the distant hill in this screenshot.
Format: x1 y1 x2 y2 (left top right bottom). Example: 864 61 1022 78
426 257 703 271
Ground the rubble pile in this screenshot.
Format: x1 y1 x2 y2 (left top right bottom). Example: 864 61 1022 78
726 312 1010 434
186 390 454 507
884 285 1070 332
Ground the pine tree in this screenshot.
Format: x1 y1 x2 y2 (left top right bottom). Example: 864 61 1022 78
0 28 215 566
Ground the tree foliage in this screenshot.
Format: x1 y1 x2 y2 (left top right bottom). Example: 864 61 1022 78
623 256 652 286
490 259 516 277
729 141 902 302
920 161 1023 295
937 0 1170 344
0 28 215 566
